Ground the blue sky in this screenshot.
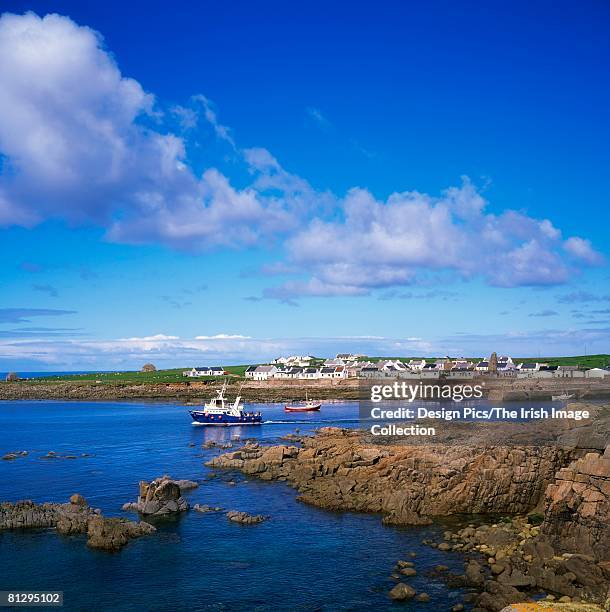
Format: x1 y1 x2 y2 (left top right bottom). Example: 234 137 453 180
1 1 609 369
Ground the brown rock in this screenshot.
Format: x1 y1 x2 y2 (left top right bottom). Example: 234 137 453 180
388 582 416 601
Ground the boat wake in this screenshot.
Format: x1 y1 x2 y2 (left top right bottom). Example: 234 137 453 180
262 418 360 425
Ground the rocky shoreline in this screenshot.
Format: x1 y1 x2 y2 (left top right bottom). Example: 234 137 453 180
207 410 610 608
0 494 156 551
0 474 271 553
2 377 610 402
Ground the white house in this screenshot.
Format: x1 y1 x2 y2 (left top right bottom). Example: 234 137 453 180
251 365 278 380
586 368 610 378
272 355 313 367
555 365 582 378
338 352 365 360
183 366 225 377
518 362 540 372
408 359 426 371
300 367 321 379
320 366 335 378
475 361 489 372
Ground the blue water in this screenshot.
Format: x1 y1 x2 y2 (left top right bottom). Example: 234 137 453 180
0 400 479 611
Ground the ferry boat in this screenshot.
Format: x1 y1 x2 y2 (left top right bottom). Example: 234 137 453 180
189 382 262 426
284 392 321 412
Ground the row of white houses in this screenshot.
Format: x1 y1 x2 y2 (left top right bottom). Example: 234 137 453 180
182 355 610 381
183 367 226 377
245 365 348 380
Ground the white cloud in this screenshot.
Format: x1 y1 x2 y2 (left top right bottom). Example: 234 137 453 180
265 178 602 298
194 334 252 340
0 12 604 296
563 236 605 266
0 332 439 369
118 334 180 341
0 13 297 250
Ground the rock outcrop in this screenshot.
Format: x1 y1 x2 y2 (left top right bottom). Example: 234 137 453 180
87 515 156 550
433 512 610 608
388 582 416 601
208 428 574 525
226 510 268 524
123 476 191 516
0 496 155 551
541 447 610 562
193 504 223 513
2 451 27 460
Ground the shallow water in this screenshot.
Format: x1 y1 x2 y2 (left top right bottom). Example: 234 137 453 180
0 399 558 611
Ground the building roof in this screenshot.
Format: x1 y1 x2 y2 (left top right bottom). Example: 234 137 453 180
255 365 276 372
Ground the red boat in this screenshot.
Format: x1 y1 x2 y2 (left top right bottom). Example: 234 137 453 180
284 394 321 412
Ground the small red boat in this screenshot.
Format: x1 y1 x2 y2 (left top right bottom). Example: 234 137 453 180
284 394 321 412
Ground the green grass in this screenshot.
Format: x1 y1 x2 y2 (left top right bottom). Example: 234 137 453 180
517 354 609 369
8 365 256 384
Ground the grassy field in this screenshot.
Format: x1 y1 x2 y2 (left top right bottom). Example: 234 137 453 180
517 354 610 369
14 365 251 384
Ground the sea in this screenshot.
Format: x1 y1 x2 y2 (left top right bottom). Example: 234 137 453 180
0 399 559 611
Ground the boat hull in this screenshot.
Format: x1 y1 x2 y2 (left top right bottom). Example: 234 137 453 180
284 404 321 412
189 410 263 426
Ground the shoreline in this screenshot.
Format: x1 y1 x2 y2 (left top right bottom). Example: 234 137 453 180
206 414 610 608
2 377 610 402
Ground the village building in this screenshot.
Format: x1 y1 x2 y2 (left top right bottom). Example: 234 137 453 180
333 365 346 378
407 359 426 371
183 366 225 377
475 361 489 372
556 365 583 378
251 365 278 380
300 367 321 379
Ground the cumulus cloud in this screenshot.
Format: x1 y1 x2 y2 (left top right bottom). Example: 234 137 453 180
265 178 600 298
0 13 297 250
0 12 605 297
563 237 606 266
